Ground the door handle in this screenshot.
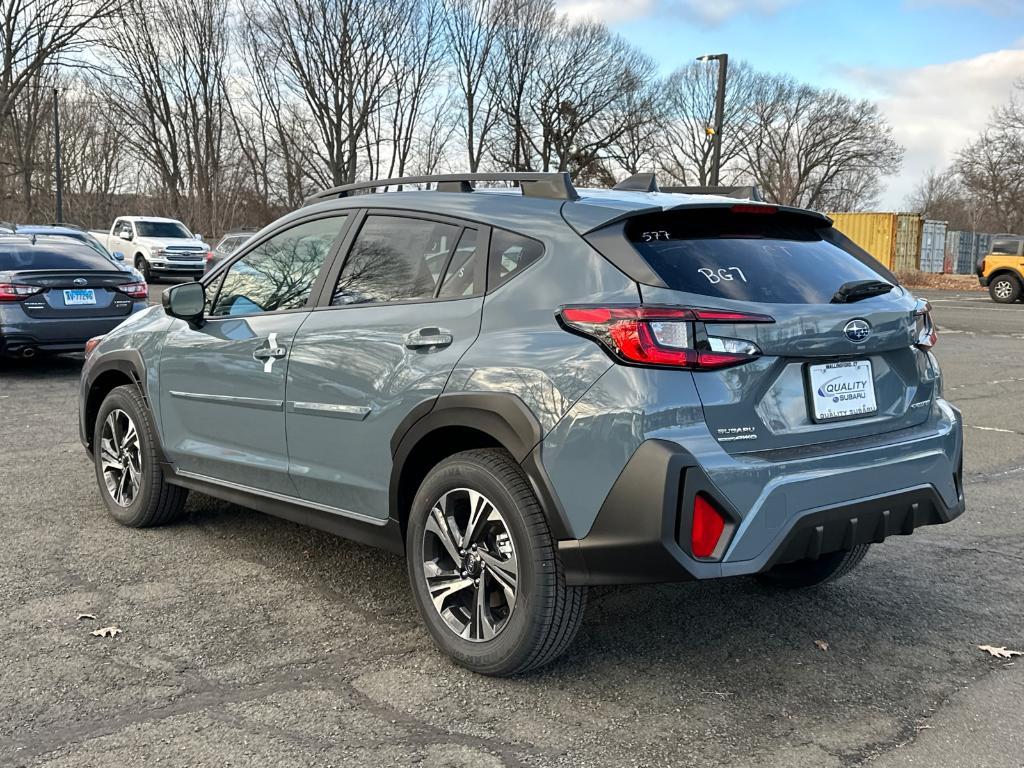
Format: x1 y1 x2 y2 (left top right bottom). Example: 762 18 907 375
253 333 287 372
252 347 287 361
404 327 454 349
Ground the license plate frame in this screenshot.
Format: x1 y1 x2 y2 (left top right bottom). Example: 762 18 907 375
63 288 96 306
805 359 878 423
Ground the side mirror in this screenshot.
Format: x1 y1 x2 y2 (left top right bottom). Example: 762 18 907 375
194 233 203 241
121 230 133 241
162 281 205 323
113 251 125 261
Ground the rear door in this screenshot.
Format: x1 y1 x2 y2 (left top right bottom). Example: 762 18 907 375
624 207 936 454
285 210 486 519
157 215 350 494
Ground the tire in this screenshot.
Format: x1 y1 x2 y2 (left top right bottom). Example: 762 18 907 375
989 274 1021 303
406 448 586 676
93 384 188 527
134 255 152 283
756 544 871 589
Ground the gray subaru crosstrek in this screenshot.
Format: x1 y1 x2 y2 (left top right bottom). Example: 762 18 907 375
79 173 964 676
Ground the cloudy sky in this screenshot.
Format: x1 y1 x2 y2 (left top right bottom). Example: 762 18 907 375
555 0 1024 207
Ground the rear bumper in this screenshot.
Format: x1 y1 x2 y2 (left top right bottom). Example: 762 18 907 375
557 403 965 586
0 304 146 356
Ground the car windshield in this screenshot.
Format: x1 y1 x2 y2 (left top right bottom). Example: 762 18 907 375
0 243 116 271
136 221 192 238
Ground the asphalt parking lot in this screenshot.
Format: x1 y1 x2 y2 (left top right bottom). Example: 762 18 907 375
1 287 1022 767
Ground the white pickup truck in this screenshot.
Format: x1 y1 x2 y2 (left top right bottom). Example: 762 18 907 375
92 217 211 282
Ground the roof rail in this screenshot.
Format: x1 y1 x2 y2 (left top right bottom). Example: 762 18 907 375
304 172 579 205
613 173 660 193
661 185 765 202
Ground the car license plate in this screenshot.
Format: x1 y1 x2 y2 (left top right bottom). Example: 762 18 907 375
63 288 96 305
807 360 877 422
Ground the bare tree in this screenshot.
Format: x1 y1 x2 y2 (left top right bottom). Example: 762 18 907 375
658 60 760 186
740 76 903 210
0 0 124 125
442 0 500 172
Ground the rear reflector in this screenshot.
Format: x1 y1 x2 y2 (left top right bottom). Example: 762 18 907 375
558 304 772 370
691 494 726 558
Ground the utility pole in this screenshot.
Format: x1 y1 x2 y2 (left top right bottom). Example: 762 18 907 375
697 53 729 187
53 87 63 223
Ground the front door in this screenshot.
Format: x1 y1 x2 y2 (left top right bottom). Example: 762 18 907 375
286 213 486 518
158 215 350 494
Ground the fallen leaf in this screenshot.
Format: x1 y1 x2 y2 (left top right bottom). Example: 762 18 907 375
76 613 96 621
814 639 829 652
91 626 122 638
978 645 1023 659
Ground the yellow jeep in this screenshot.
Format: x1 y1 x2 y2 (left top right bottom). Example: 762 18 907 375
978 235 1024 303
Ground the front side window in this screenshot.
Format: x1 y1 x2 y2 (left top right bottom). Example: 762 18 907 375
210 216 346 316
332 215 460 305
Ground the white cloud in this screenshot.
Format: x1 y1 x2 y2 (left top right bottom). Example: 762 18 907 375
843 48 1024 208
555 0 798 25
905 0 1024 13
556 0 656 23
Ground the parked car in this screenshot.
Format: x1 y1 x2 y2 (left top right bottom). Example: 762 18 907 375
206 230 258 273
92 217 210 282
977 234 1024 303
79 172 964 675
13 225 144 278
0 234 148 358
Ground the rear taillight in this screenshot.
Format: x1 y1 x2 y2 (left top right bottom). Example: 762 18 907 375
0 283 42 301
205 251 214 262
557 304 773 370
116 281 148 299
691 494 727 558
914 299 937 350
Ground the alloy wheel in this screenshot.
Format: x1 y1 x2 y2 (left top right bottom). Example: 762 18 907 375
100 409 142 507
421 488 519 642
994 280 1012 299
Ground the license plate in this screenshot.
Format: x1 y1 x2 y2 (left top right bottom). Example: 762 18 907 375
807 360 877 422
63 288 96 305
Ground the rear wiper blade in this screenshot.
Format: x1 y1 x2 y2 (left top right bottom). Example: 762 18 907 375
831 280 893 304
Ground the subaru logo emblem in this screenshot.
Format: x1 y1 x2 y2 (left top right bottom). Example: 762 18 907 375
73 277 88 287
844 319 871 343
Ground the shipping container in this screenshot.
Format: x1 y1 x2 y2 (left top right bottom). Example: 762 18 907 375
920 220 948 273
894 214 923 272
827 212 898 269
946 231 995 274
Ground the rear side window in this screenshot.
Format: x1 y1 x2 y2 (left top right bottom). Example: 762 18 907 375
0 243 114 271
489 229 543 289
992 238 1021 255
625 209 891 305
438 228 482 298
332 215 460 305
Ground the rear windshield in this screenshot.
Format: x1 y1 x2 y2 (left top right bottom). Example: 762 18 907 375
0 243 115 271
626 209 892 304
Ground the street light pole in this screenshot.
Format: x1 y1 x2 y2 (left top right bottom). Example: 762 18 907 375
53 87 63 224
697 53 729 187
